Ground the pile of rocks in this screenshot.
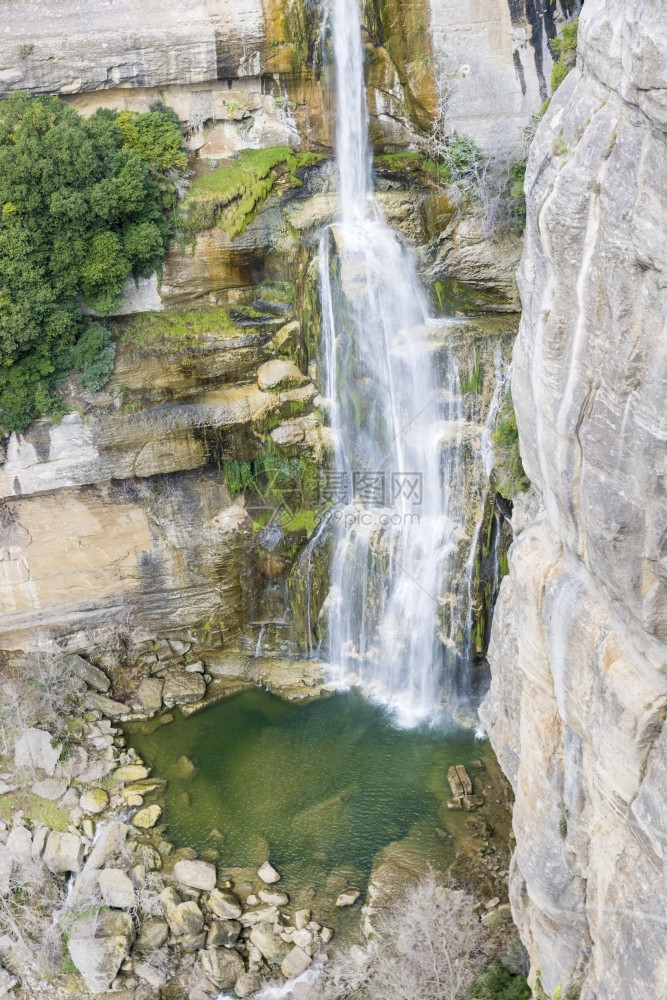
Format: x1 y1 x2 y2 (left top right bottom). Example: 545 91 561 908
446 764 484 811
0 647 349 997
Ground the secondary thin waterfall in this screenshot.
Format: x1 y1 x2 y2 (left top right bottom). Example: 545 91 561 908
319 0 464 724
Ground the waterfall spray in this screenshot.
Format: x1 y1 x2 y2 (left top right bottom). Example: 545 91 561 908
318 0 467 724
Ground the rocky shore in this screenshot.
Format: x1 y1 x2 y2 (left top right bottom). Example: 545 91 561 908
0 640 516 998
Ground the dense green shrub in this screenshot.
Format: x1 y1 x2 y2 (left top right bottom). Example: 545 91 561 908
0 92 185 432
69 322 116 392
505 156 527 233
469 959 532 1000
444 134 486 178
550 59 569 92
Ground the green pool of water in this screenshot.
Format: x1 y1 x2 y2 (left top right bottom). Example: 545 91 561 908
128 688 489 905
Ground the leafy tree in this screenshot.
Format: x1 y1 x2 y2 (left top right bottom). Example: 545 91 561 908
69 322 116 392
0 91 185 432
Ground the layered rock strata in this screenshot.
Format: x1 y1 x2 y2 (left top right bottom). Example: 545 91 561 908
481 2 667 997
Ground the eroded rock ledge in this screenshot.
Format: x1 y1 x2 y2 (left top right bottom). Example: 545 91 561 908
481 1 667 997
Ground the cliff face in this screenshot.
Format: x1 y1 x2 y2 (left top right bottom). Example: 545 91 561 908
481 1 667 997
0 0 556 158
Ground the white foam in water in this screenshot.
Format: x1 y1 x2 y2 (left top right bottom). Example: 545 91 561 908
252 964 322 999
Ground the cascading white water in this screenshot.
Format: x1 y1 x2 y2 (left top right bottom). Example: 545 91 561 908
318 0 467 724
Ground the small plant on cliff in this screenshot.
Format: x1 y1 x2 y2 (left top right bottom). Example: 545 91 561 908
0 92 186 432
504 156 527 234
550 18 579 93
492 393 529 499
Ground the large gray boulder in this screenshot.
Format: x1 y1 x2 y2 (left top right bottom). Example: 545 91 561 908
135 917 169 953
98 869 136 909
136 677 164 713
162 670 206 707
206 919 241 947
208 887 242 919
67 910 134 994
160 888 204 937
63 654 111 693
257 359 309 392
199 947 245 990
173 858 216 890
43 831 84 874
5 827 32 865
282 945 312 979
14 728 61 775
249 922 289 965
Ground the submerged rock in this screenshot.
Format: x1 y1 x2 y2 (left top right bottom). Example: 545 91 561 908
174 755 197 778
258 860 281 884
335 888 360 907
132 804 162 829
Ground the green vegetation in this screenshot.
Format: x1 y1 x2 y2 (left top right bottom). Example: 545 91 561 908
373 151 429 174
559 800 569 839
180 146 322 240
442 135 486 178
70 322 116 391
470 959 532 1000
222 448 321 535
0 91 186 431
492 393 529 499
117 304 234 349
460 357 481 393
550 18 579 93
374 137 486 192
504 156 527 233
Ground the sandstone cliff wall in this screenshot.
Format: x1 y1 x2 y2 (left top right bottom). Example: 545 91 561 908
481 1 667 997
0 0 556 157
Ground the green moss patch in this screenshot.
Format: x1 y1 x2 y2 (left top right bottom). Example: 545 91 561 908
181 147 322 240
114 305 235 349
492 394 529 499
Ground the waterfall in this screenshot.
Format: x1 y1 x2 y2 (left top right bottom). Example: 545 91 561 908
317 0 467 725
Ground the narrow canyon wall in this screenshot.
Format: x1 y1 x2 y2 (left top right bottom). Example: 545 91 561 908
481 1 667 997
